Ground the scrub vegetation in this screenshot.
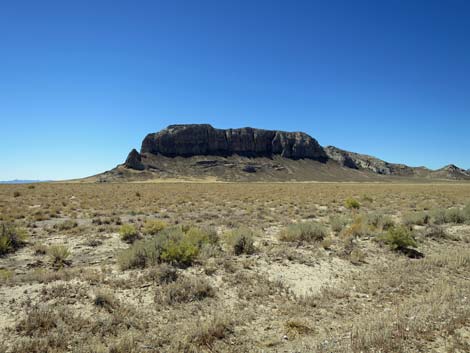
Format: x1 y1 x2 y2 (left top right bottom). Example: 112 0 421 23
0 182 470 352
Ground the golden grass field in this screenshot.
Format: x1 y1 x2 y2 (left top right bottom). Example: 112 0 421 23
1 182 470 352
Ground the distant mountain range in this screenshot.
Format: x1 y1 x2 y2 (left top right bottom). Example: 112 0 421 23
0 180 50 184
87 124 469 182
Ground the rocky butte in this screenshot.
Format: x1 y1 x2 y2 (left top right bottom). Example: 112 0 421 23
136 124 328 161
109 124 470 182
130 124 327 163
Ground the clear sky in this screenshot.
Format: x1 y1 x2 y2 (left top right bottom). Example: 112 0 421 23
1 0 469 180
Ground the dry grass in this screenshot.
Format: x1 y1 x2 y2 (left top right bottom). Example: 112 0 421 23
0 182 469 352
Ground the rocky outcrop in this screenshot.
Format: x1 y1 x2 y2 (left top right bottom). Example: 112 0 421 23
433 164 470 180
140 124 327 161
124 149 145 170
324 146 416 176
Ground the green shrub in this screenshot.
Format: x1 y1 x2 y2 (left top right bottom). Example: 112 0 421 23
119 224 139 243
379 225 417 251
160 232 199 265
185 226 219 247
431 207 465 225
402 211 429 226
0 223 28 255
279 222 326 243
225 228 256 255
118 226 216 269
345 198 360 210
48 245 70 267
142 219 167 235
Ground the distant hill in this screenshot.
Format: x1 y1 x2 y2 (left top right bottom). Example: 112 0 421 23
0 180 50 184
87 124 470 182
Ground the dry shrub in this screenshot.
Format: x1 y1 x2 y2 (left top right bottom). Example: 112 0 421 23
367 212 395 231
145 263 178 284
47 244 71 267
155 275 214 305
329 215 349 234
349 281 470 353
225 227 256 255
187 314 234 348
94 289 119 312
0 223 28 255
402 211 429 226
279 222 326 243
53 219 78 231
284 318 314 338
342 216 369 238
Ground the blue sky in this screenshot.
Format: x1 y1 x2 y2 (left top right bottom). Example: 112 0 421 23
1 0 469 180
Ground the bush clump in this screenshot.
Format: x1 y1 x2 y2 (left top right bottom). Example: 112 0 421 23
93 289 118 312
379 225 417 251
345 198 360 210
342 216 370 238
279 222 326 243
142 219 168 235
0 223 28 255
119 224 139 243
146 264 178 284
463 203 470 221
444 208 466 224
118 226 218 269
367 213 395 231
402 211 429 226
431 207 466 224
430 208 447 225
329 215 349 234
423 225 455 240
225 228 256 255
155 275 214 305
53 220 78 231
48 245 71 267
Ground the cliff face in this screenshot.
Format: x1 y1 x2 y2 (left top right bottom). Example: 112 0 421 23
140 124 327 161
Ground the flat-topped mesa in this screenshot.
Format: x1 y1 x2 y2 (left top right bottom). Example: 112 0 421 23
139 124 327 161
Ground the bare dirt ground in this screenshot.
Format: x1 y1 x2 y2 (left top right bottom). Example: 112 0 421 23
1 182 469 352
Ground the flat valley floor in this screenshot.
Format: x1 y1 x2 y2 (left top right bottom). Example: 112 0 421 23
1 182 470 352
